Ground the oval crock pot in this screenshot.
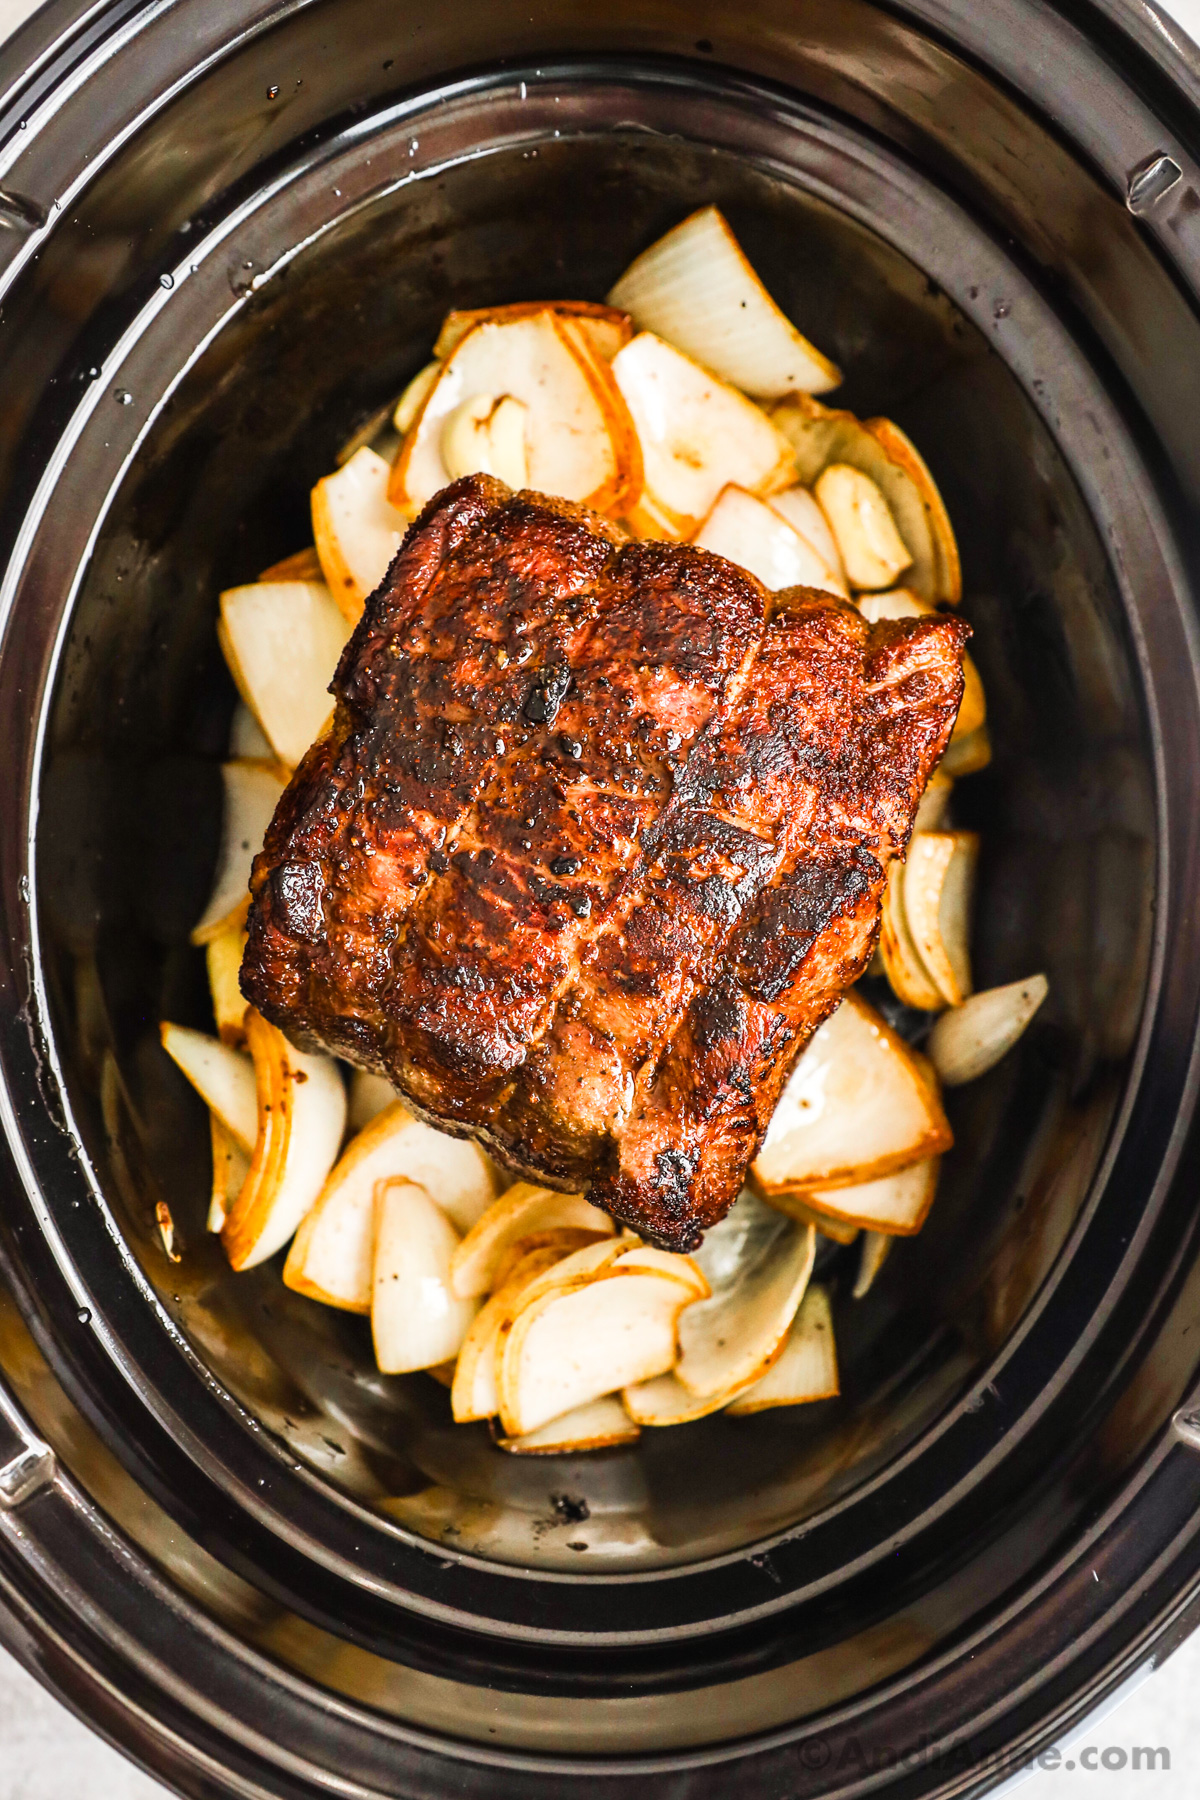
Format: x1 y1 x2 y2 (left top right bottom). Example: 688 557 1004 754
3 0 1200 1793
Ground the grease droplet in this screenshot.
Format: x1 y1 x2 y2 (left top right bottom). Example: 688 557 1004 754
159 272 174 289
113 389 132 406
77 1307 91 1325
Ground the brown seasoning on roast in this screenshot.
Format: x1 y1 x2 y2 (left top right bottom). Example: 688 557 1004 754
242 475 968 1249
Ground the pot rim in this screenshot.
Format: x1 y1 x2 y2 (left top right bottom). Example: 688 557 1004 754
0 0 1199 1791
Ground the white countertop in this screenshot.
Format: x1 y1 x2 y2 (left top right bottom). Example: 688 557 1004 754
2 0 1200 1791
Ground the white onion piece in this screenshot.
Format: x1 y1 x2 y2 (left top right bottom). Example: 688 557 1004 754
611 332 795 538
768 485 845 583
771 397 960 605
371 1179 478 1373
608 1245 709 1299
675 1220 815 1398
726 1283 838 1410
439 392 529 489
760 1188 860 1245
450 1246 571 1422
489 1228 616 1293
927 975 1048 1086
221 1010 346 1271
801 1158 940 1236
449 1182 614 1300
433 301 632 364
497 1395 640 1454
622 1371 744 1425
205 922 248 1045
607 205 840 398
904 831 980 1007
191 758 286 945
879 858 946 1011
208 1113 249 1235
312 446 409 623
160 1022 256 1154
754 993 952 1192
856 587 926 624
491 1237 631 1318
693 484 847 596
391 311 636 515
284 1100 498 1312
393 360 440 434
853 1233 893 1301
218 579 351 770
691 1189 789 1293
815 463 912 590
498 1271 690 1436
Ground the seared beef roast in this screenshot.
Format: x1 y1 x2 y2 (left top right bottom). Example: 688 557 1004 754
243 475 968 1249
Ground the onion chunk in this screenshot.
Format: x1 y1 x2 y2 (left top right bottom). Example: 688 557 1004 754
312 446 409 624
928 975 1049 1086
754 993 952 1193
607 205 840 398
693 483 847 596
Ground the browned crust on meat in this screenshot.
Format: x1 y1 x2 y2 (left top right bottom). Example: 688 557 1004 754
242 479 968 1247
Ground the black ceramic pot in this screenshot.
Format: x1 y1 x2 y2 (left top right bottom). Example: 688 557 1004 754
1 0 1200 1793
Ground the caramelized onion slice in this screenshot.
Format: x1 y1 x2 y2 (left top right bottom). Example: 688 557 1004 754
205 921 249 1046
853 1232 893 1300
726 1284 838 1412
814 463 912 591
754 993 953 1193
903 831 980 1007
771 395 960 604
675 1219 815 1399
433 301 632 364
450 1182 614 1300
611 331 795 539
284 1100 498 1312
451 1246 575 1423
792 1158 941 1237
622 1371 745 1426
312 445 409 624
497 1395 640 1455
391 310 637 516
221 1010 346 1272
498 1271 690 1437
160 1021 256 1155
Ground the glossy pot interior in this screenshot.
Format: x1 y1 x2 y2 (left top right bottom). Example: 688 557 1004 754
2 0 1200 1792
36 100 1148 1576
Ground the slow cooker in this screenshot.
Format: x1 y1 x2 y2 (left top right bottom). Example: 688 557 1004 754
2 0 1200 1792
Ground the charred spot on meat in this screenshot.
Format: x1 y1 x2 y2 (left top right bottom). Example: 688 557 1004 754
242 475 968 1250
